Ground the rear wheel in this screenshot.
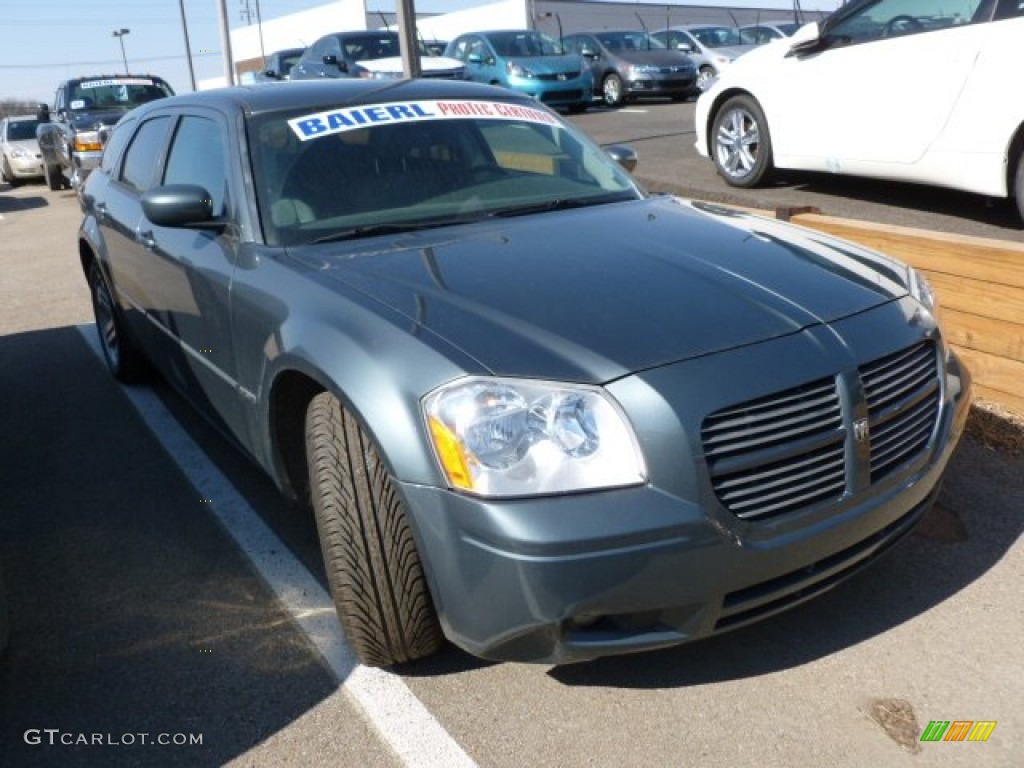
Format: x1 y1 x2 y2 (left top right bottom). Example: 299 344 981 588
305 392 443 667
88 260 145 382
711 94 774 188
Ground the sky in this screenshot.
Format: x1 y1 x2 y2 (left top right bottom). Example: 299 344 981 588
0 0 843 104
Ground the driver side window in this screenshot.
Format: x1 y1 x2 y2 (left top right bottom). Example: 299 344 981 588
828 0 984 45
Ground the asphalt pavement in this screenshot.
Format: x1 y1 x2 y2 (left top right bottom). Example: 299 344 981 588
0 120 1021 768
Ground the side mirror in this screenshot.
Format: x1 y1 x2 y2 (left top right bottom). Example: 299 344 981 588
581 49 599 60
606 144 637 173
264 68 280 80
323 54 338 66
142 184 224 230
676 43 693 53
36 104 51 123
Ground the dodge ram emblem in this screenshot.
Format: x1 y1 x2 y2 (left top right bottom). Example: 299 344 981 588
853 418 870 443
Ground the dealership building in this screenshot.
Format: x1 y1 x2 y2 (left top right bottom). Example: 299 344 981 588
212 0 826 87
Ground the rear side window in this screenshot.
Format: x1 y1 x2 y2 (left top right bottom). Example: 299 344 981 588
120 116 171 193
163 116 227 216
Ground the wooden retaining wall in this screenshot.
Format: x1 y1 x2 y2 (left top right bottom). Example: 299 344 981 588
782 211 1024 413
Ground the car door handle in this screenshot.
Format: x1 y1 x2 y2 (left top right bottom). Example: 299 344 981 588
94 201 107 220
136 229 156 250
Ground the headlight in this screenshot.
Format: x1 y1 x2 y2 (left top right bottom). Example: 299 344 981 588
909 267 937 313
423 377 646 497
74 131 103 152
506 62 536 79
10 146 33 159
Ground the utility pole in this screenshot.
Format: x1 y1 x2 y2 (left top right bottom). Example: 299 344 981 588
216 0 236 86
396 0 421 78
178 0 197 91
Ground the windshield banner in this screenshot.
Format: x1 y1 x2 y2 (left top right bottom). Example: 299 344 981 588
288 100 559 141
79 78 155 89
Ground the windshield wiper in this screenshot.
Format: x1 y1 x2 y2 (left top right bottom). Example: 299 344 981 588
310 222 438 244
489 193 635 219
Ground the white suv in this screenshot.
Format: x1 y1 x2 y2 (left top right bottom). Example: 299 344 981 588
695 0 1024 222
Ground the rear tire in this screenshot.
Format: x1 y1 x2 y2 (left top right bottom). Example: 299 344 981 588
306 392 443 667
88 260 145 382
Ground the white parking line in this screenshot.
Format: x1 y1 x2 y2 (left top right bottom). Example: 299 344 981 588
77 324 477 768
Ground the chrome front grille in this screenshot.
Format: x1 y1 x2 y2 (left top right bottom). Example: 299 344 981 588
861 342 940 482
702 341 942 521
702 379 845 520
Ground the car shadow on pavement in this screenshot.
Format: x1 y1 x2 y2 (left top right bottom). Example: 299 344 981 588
0 326 344 767
548 437 1022 689
0 189 49 213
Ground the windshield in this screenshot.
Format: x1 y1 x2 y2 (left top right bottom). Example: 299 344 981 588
342 34 401 61
595 31 667 51
249 99 641 247
690 26 744 48
69 77 174 111
488 31 565 57
5 118 39 141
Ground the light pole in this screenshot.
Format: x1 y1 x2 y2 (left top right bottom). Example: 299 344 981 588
112 28 130 73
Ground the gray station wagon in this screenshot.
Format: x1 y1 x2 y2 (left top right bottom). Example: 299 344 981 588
78 79 971 667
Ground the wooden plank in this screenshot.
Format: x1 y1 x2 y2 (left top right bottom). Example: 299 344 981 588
790 214 1024 288
971 382 1024 415
952 346 1024 406
940 309 1024 362
929 272 1024 327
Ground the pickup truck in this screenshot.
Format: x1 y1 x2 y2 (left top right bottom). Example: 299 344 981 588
36 74 174 190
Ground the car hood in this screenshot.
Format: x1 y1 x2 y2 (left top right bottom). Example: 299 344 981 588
709 44 758 60
296 197 910 383
5 138 40 152
614 50 695 69
506 55 583 74
69 109 132 130
358 55 465 74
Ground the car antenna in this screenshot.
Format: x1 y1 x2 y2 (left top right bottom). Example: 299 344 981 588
378 11 390 32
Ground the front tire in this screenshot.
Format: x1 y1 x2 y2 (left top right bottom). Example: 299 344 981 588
88 260 145 382
43 162 64 191
306 392 443 667
711 94 774 188
1014 151 1024 226
602 73 625 108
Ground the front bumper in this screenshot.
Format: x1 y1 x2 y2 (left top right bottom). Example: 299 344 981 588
70 149 103 189
626 74 697 98
6 152 44 179
506 76 594 107
402 303 972 663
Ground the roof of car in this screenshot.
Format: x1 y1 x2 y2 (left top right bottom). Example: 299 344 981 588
127 78 534 118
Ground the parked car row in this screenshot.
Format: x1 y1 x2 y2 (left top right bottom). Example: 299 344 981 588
275 18 806 112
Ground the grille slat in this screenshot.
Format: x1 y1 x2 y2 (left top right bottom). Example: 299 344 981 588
861 342 940 483
703 378 845 521
703 342 941 522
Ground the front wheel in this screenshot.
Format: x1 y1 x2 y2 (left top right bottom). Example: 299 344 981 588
711 94 774 188
43 162 64 191
602 73 625 108
306 392 443 667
